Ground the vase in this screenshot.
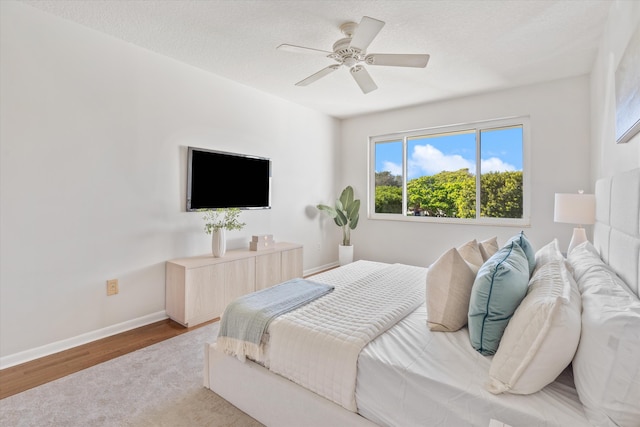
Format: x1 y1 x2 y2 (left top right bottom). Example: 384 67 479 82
212 229 226 258
338 244 354 266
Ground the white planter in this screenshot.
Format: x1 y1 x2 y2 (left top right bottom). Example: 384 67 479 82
212 229 227 258
339 244 354 266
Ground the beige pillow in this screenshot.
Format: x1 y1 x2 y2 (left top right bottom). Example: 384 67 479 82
457 239 484 273
487 260 581 395
426 245 477 332
479 236 499 261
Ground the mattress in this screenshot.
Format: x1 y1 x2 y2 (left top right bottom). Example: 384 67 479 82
356 304 591 427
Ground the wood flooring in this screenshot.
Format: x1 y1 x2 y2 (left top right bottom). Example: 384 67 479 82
0 318 217 400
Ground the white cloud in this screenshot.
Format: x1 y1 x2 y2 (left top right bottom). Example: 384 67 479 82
409 144 473 177
382 161 402 176
481 157 516 172
408 144 516 178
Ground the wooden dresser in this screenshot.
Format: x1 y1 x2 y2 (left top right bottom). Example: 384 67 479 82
165 242 303 327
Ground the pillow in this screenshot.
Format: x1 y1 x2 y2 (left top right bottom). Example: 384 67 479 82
468 241 530 355
533 238 564 270
570 261 640 427
457 239 484 273
478 236 499 261
567 241 613 283
506 231 536 275
487 260 581 395
426 240 482 332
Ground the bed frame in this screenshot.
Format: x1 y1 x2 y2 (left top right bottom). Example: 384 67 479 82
204 343 377 427
204 167 640 427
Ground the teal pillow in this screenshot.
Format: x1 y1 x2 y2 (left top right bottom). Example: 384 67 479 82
468 241 530 355
507 231 536 276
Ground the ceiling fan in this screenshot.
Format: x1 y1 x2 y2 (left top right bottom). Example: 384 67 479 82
277 16 430 94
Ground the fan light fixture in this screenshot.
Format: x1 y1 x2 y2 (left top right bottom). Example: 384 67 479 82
554 191 596 254
277 16 430 94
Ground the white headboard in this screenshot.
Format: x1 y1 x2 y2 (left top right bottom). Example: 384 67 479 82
593 168 640 297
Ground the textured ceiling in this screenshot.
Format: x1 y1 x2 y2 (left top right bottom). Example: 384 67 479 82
21 0 612 119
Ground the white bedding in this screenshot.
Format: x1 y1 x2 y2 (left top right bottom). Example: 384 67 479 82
206 168 640 427
266 261 426 411
356 304 591 427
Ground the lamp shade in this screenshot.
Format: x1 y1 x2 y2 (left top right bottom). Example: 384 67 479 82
554 193 596 225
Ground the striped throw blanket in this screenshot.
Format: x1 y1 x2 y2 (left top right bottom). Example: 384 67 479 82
217 278 334 361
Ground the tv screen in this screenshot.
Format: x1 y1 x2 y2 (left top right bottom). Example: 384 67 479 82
187 147 271 211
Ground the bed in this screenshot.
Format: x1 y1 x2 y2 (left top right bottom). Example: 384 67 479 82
204 168 640 427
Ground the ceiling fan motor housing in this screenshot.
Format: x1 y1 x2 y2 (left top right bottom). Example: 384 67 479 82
331 37 365 68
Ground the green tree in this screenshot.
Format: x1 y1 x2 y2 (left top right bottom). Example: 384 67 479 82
480 171 523 218
407 169 475 217
377 169 523 218
375 171 402 187
375 185 403 213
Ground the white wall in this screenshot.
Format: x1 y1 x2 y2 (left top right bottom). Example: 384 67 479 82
341 77 592 268
590 0 640 180
0 2 341 363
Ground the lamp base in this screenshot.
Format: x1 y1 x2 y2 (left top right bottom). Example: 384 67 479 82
567 227 588 254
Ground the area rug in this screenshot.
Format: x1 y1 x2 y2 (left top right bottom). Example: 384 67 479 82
0 323 263 427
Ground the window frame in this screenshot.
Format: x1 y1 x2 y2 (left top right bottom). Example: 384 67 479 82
368 116 531 227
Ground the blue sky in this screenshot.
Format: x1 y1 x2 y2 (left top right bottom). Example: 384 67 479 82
376 127 523 180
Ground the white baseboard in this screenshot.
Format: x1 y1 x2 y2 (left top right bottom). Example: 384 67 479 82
2 263 340 370
304 261 339 277
0 311 168 370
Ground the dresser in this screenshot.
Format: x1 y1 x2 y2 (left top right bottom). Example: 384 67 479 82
165 242 303 327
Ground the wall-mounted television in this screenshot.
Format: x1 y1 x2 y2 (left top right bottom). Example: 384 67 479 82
187 147 271 211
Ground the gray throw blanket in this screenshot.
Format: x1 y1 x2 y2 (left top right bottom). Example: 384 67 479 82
217 278 334 361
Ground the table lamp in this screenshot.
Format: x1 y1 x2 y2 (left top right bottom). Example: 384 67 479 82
554 191 596 254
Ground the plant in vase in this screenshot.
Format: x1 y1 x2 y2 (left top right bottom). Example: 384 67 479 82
316 185 360 265
202 208 246 257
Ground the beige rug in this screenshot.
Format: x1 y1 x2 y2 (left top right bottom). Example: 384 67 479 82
0 323 264 427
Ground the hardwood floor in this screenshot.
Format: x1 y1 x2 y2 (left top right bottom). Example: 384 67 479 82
0 318 217 400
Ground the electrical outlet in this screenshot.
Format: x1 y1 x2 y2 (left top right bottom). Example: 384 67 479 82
107 279 119 296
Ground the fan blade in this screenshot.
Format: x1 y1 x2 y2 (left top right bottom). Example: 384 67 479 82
349 16 385 51
350 65 377 94
366 53 430 68
277 44 332 56
295 65 340 86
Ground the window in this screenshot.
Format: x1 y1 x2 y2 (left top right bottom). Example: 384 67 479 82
370 117 529 225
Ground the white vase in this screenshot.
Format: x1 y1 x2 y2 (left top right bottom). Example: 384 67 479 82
212 229 226 258
339 244 354 266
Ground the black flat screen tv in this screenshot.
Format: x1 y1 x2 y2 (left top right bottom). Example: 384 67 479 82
187 147 271 211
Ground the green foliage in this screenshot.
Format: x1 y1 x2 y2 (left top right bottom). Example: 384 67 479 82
407 169 476 217
317 186 360 246
201 208 246 234
374 185 403 213
373 169 523 218
480 171 523 218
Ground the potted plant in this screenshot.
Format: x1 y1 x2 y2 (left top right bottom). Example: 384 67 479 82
317 185 360 265
201 208 246 257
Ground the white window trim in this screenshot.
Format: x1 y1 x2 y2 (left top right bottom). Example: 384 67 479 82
368 116 531 227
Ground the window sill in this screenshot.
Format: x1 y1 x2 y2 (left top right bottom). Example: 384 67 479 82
367 212 531 228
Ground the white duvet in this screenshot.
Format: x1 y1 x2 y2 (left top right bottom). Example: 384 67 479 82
265 261 426 411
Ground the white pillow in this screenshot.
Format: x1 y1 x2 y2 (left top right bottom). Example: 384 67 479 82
426 241 481 332
487 260 581 395
567 241 613 282
569 246 640 427
533 238 564 271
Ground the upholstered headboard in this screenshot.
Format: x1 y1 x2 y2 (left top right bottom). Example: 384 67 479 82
593 168 640 297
